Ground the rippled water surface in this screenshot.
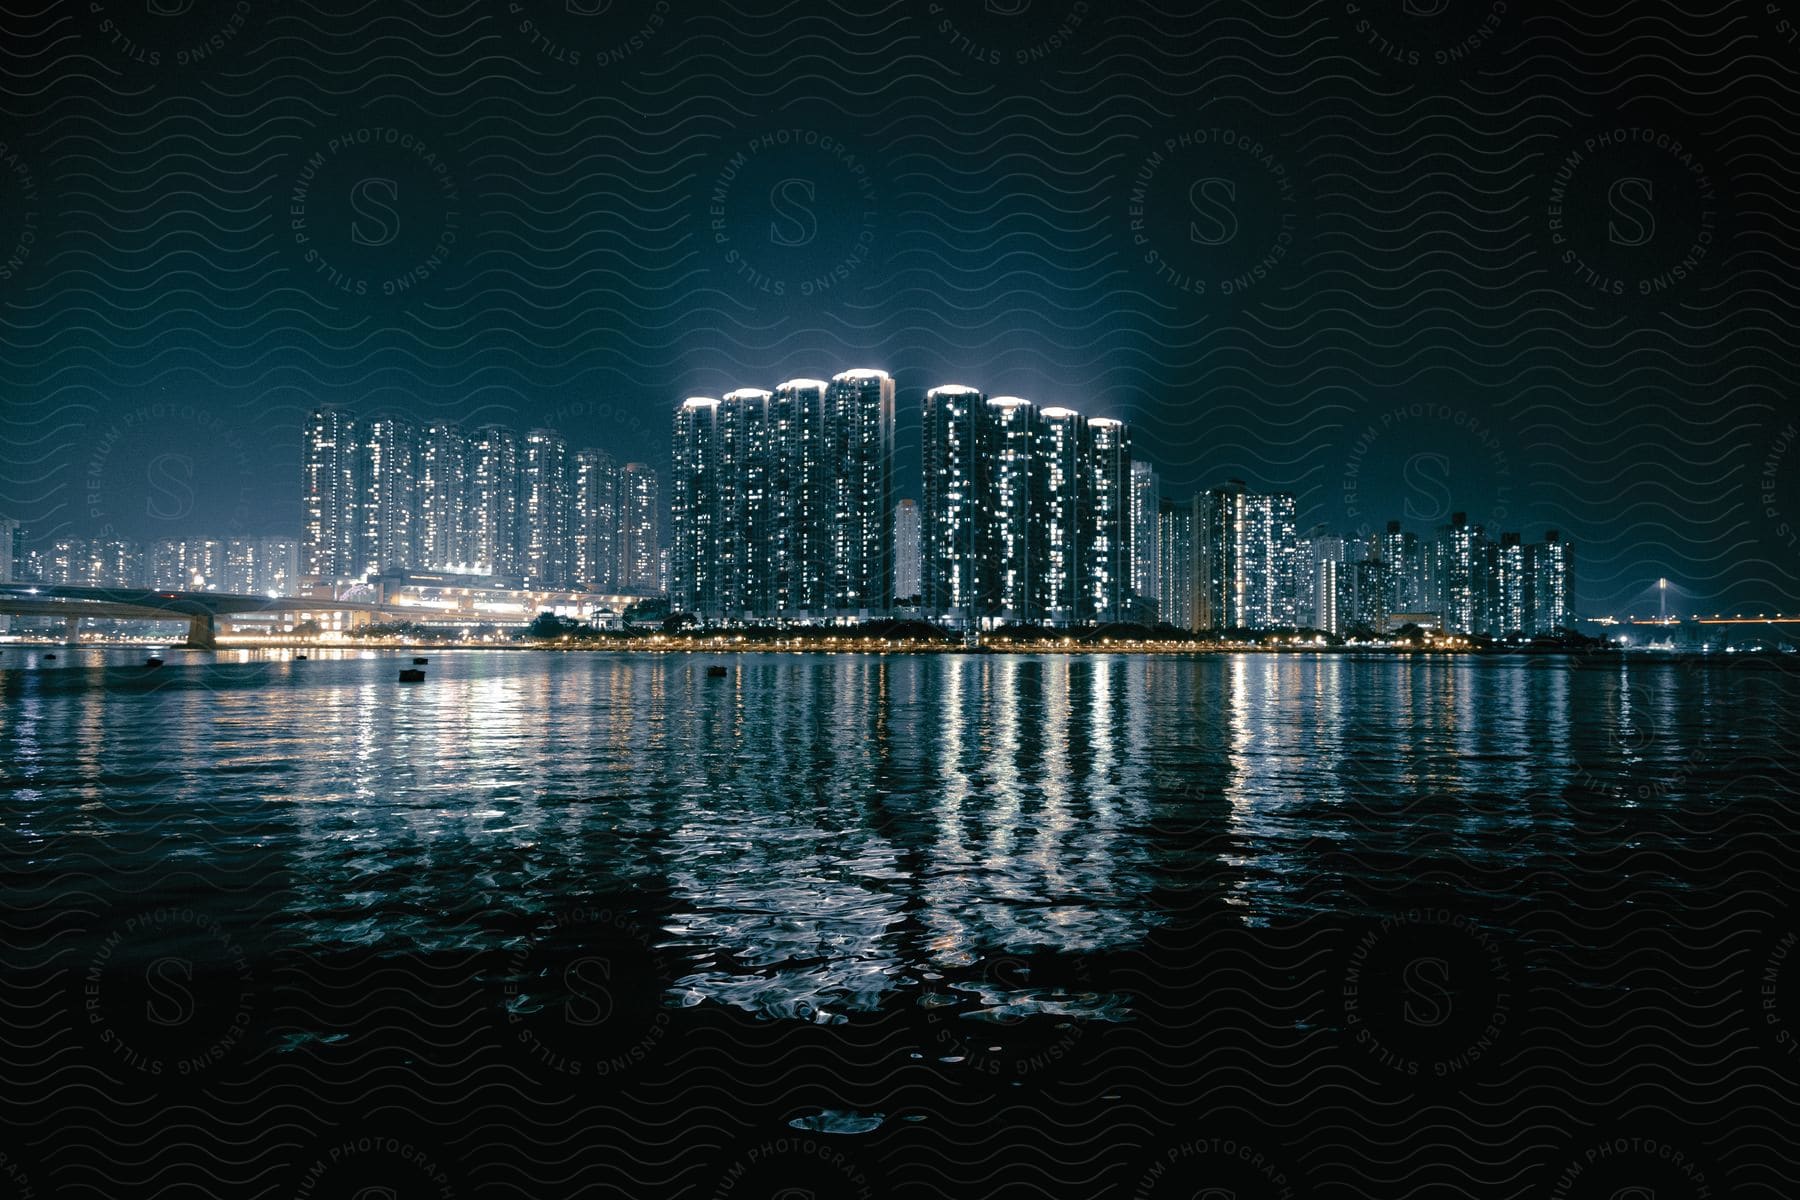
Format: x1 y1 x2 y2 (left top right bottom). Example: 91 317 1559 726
4 648 1797 1195
5 649 1790 1009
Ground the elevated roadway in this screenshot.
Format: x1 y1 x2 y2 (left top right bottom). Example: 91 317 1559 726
0 583 388 648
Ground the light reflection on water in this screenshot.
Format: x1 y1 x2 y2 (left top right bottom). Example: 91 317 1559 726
1 647 1790 1020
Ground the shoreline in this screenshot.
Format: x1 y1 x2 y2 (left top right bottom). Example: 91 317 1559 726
0 638 1768 661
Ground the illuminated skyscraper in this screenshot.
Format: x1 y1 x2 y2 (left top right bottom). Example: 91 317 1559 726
1350 558 1387 631
147 538 185 589
1490 531 1525 636
1157 496 1193 630
221 539 260 593
1194 481 1298 631
0 516 14 585
467 425 520 577
0 515 14 632
772 379 831 618
825 369 895 618
1033 406 1084 626
1240 491 1298 629
894 498 921 603
146 537 225 591
519 428 569 587
194 539 228 589
1303 528 1345 633
417 422 469 571
1193 485 1233 632
1379 519 1428 616
1526 530 1574 634
76 538 143 588
1435 512 1483 635
301 407 357 579
720 388 775 620
569 447 618 591
42 539 83 586
355 416 417 577
983 396 1037 623
0 515 13 633
1084 417 1132 622
619 461 661 591
257 537 300 596
671 397 723 617
921 384 986 626
1130 461 1159 615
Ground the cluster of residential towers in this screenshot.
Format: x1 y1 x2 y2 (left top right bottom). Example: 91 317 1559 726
1150 498 1575 638
671 372 1576 637
299 410 663 592
669 372 1148 626
670 371 898 622
3 382 1574 641
11 533 301 595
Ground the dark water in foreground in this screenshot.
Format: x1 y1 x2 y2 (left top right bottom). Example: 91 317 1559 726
2 648 1797 1198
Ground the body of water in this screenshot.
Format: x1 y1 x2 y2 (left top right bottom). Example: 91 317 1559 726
2 648 1795 1197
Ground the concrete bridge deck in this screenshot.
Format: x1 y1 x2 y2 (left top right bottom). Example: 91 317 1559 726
0 583 388 648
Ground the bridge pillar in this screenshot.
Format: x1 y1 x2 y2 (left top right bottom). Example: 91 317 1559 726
64 615 81 644
185 612 217 650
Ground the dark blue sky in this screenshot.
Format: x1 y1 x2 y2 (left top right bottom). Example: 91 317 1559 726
3 0 1798 616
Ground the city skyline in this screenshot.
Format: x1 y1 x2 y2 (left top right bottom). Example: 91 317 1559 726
0 379 1769 618
7 379 1577 636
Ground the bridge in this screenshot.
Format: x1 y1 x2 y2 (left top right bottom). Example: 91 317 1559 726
0 583 389 649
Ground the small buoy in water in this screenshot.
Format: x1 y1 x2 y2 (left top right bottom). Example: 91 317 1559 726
413 656 429 664
707 664 728 677
146 656 164 668
398 668 426 682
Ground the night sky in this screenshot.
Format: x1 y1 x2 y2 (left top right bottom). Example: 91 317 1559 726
3 0 1799 616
